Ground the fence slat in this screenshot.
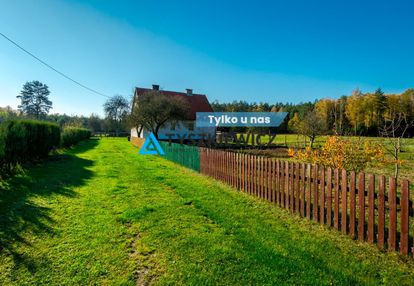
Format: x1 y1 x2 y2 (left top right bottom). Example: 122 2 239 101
285 162 290 209
326 168 332 227
349 171 356 239
290 162 295 212
253 155 256 196
313 165 319 221
236 153 239 189
301 163 306 217
358 172 365 241
280 161 285 207
249 155 252 195
320 167 325 224
276 160 280 205
388 177 397 251
400 180 409 255
268 158 272 201
243 154 247 192
228 151 231 185
263 157 268 200
378 176 385 248
259 157 263 199
268 158 272 202
295 162 300 214
368 174 375 243
341 169 348 234
334 169 340 230
267 158 275 202
306 164 312 219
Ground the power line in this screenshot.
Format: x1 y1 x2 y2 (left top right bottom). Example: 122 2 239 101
0 32 110 98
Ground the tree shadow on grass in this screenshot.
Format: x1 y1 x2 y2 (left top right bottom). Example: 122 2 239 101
0 139 99 272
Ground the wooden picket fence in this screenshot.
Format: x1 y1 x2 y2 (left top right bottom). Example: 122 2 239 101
199 147 413 256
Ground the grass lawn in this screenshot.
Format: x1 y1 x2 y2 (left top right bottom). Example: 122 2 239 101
1 138 414 285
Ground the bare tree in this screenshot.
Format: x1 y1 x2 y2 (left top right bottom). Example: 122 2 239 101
298 110 326 148
103 95 130 136
380 114 413 179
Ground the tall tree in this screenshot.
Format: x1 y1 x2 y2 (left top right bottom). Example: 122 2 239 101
17 81 52 119
373 88 387 129
129 90 190 139
345 89 365 135
297 110 326 148
103 95 130 136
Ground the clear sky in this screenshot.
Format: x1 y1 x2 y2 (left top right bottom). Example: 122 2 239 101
0 0 413 116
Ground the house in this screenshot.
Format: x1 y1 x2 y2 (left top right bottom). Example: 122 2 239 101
130 84 216 143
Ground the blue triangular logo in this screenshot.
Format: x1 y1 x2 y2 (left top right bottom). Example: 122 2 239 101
138 132 165 155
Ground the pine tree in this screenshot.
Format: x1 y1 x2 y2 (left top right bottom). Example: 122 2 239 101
17 81 52 119
374 88 387 130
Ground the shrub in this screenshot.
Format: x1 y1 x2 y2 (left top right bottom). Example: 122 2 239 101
0 120 60 175
61 127 91 148
288 136 385 173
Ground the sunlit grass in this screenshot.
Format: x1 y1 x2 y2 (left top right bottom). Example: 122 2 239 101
1 138 413 285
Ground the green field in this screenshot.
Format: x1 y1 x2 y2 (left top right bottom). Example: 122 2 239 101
1 138 414 285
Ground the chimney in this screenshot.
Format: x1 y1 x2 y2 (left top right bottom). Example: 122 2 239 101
152 84 160 91
186 88 193 96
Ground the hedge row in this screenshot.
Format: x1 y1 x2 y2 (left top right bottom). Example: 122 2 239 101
0 120 91 176
0 120 60 174
61 127 91 148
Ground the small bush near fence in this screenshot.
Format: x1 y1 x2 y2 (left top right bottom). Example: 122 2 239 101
0 120 60 175
61 127 91 148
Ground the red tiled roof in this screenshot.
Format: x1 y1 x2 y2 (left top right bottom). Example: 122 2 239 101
134 87 213 120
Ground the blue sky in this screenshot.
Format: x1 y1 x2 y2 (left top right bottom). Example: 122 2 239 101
0 0 413 116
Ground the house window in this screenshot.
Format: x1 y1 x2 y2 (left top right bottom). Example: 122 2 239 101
188 122 194 131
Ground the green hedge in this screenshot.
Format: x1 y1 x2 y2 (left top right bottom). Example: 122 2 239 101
0 120 60 174
61 127 91 148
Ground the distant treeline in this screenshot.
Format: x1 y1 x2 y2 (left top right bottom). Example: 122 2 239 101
211 88 414 137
